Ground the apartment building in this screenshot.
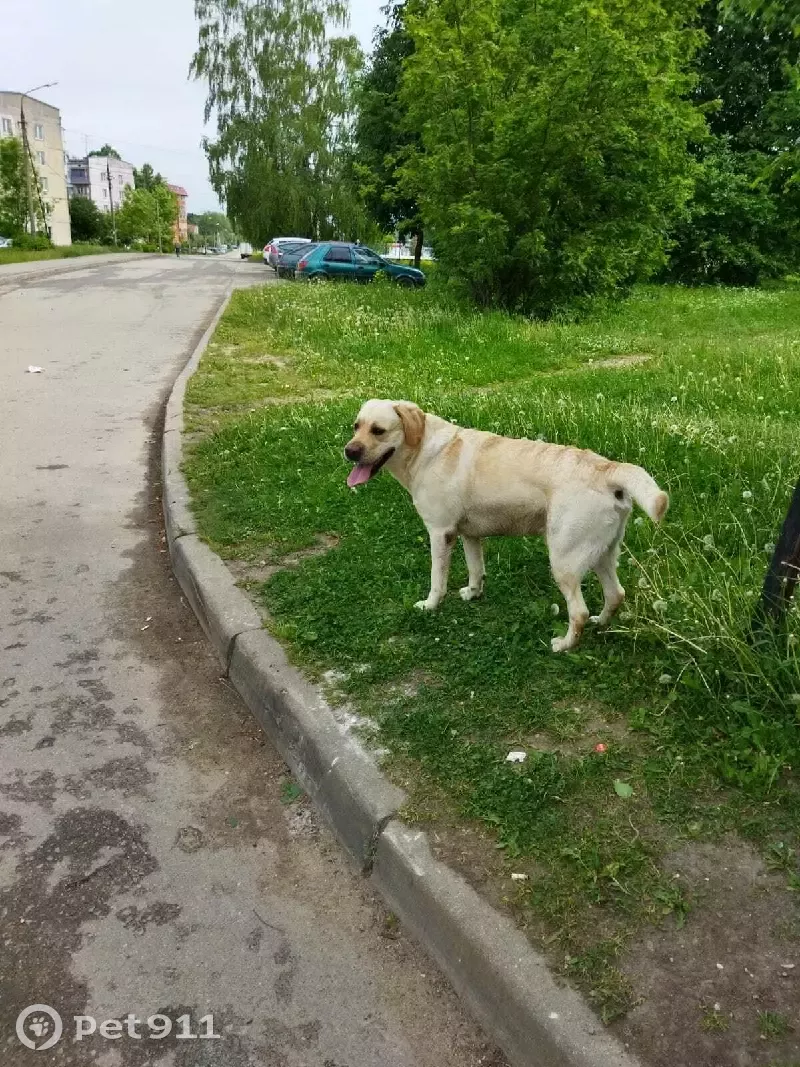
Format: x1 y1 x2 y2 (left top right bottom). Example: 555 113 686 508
167 184 188 242
67 154 135 213
0 91 72 245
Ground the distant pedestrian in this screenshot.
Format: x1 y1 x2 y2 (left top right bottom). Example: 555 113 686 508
174 243 181 257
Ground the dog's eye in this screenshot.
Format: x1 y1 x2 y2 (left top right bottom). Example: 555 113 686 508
353 422 360 432
371 425 386 436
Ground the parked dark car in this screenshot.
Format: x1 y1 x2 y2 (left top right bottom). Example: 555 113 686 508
277 242 318 279
295 243 426 287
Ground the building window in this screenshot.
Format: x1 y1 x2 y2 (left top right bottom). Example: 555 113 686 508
40 177 48 192
34 123 44 140
1 117 13 134
103 188 107 198
37 151 45 165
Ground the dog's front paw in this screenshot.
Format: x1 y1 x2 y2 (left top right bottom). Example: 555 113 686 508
414 598 440 611
550 635 574 653
459 585 483 602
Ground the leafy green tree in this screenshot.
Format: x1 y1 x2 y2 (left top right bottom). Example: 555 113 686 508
133 163 165 190
68 194 105 243
400 0 705 315
666 0 800 283
188 210 235 242
116 184 178 247
694 1 800 154
0 135 46 236
354 1 425 264
191 0 367 244
88 144 122 159
724 0 800 35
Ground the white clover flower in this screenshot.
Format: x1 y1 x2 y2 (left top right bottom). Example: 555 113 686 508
634 516 644 526
652 600 668 613
658 673 673 685
702 534 715 548
742 490 753 500
550 603 560 616
788 693 800 705
638 576 649 588
763 542 776 554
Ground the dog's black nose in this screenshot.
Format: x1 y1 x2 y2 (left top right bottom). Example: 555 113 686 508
345 444 363 462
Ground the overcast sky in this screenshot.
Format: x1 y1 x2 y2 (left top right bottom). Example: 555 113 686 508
1 0 383 214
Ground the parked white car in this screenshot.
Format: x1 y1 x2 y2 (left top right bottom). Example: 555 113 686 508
239 242 253 259
0 236 13 248
263 237 312 269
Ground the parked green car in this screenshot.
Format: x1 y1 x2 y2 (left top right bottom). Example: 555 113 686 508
295 242 426 287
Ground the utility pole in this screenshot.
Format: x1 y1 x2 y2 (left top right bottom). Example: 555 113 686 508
106 157 117 245
18 83 58 238
19 100 37 236
156 197 162 253
755 479 800 624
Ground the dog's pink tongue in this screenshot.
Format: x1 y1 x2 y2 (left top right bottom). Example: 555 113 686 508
347 464 373 488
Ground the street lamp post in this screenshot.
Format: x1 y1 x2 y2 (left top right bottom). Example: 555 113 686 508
19 82 58 236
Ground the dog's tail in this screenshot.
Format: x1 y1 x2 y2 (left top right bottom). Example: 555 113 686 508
613 463 669 523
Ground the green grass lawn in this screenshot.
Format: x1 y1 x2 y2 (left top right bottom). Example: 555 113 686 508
184 279 800 1033
0 244 140 266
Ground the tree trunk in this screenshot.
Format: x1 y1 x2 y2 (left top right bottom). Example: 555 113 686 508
413 228 423 269
755 477 800 624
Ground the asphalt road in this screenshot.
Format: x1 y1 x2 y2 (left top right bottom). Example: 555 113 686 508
0 254 503 1067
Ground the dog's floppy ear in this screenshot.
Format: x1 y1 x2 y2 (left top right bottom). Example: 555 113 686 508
393 402 425 449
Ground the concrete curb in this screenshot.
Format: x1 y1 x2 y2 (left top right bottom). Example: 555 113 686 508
162 289 643 1067
373 822 638 1067
229 629 405 869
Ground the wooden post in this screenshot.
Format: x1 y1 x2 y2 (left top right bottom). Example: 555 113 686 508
757 478 800 622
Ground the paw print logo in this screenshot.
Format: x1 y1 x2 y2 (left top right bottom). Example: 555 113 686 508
16 1004 63 1050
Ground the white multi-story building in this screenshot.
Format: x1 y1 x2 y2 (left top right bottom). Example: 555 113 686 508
0 91 72 245
67 155 135 213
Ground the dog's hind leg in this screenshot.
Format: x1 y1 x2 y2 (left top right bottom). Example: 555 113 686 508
550 569 590 653
415 528 456 611
459 536 485 601
590 546 625 626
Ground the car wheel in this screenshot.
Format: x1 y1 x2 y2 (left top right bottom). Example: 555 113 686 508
396 275 415 288
308 273 328 283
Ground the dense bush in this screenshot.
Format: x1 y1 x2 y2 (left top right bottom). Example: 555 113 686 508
11 232 52 250
68 195 112 244
399 0 704 316
665 141 800 284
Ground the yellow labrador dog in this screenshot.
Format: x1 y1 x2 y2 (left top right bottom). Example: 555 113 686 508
345 400 668 652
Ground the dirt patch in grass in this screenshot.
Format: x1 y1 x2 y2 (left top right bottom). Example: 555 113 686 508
239 353 289 367
616 840 800 1067
228 533 341 586
594 353 653 368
